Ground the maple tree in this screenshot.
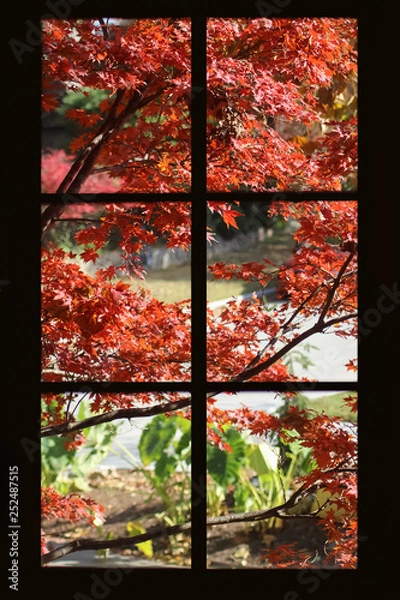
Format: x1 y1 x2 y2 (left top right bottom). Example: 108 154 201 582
41 200 358 568
42 17 357 194
42 18 191 193
207 17 357 191
40 17 358 569
41 202 192 382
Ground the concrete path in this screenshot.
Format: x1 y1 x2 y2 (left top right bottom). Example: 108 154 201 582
47 546 187 568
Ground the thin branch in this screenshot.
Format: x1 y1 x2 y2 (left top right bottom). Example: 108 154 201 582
230 253 356 379
65 391 74 424
243 282 326 372
317 250 356 325
98 17 109 42
41 480 319 565
41 396 191 438
41 204 65 238
92 159 160 174
207 480 312 526
42 522 191 566
52 218 103 223
232 311 357 382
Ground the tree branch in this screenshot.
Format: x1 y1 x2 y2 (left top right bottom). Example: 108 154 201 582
52 218 103 223
223 252 357 382
243 281 327 372
41 396 191 438
317 250 356 325
59 85 167 194
232 311 357 382
56 88 127 194
41 480 320 565
207 481 314 526
98 17 109 42
41 522 192 566
42 83 168 235
41 204 65 238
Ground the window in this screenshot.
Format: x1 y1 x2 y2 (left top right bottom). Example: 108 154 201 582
39 15 358 572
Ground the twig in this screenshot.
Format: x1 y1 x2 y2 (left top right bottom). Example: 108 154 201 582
52 218 103 223
42 523 192 566
98 18 109 42
41 480 320 565
246 254 356 372
41 396 192 438
317 250 356 325
232 311 357 382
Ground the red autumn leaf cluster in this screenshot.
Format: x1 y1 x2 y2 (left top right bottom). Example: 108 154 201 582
207 201 357 381
42 18 191 193
41 203 191 382
207 18 357 191
41 486 104 556
40 17 358 568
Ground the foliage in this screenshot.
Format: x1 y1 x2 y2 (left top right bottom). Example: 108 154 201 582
302 392 358 422
40 17 358 569
207 423 313 527
207 17 357 191
207 201 357 382
41 203 191 382
114 413 191 529
42 18 356 193
41 486 104 555
42 18 191 193
41 395 119 493
41 199 358 567
139 414 192 526
207 200 274 240
208 394 357 567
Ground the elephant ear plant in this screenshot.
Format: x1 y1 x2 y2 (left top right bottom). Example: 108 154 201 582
206 424 313 528
41 398 119 494
113 413 192 529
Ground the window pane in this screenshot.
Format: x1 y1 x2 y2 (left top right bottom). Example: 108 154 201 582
206 390 358 569
207 18 357 192
206 200 357 382
41 391 192 567
42 18 191 193
41 202 191 381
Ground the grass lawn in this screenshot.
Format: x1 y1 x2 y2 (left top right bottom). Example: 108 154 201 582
207 230 294 302
125 228 295 304
301 392 357 422
127 263 191 303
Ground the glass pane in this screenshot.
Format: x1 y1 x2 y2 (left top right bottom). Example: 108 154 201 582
206 200 357 382
207 18 357 192
42 18 191 193
41 391 192 567
206 390 358 569
41 202 191 381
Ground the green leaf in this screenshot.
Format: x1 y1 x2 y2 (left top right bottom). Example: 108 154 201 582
41 436 77 473
126 522 153 558
248 442 279 475
139 414 184 466
154 453 177 482
174 417 191 461
207 427 246 487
